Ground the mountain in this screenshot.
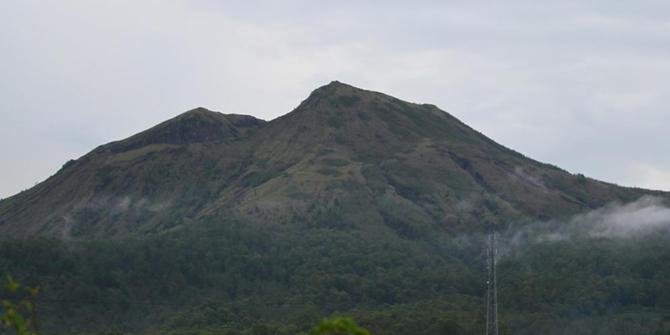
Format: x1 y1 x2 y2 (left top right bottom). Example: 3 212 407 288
2 82 670 335
0 81 665 238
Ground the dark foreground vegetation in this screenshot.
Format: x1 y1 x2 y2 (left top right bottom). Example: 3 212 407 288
1 219 670 335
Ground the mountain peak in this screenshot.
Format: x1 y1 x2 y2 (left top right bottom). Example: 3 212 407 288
325 80 345 87
181 106 217 116
180 108 265 128
283 81 463 140
307 80 366 98
293 81 379 115
96 108 265 154
321 80 350 89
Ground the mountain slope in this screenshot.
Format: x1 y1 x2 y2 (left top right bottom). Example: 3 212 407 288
0 81 665 238
0 108 265 237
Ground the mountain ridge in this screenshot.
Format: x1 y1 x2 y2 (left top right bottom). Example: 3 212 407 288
0 81 667 238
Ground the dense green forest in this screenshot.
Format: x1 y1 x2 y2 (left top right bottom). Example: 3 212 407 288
2 217 670 335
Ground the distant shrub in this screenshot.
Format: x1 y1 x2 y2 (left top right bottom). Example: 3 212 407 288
357 111 371 121
317 167 342 177
310 317 370 335
576 173 588 184
336 95 361 108
1 276 39 335
327 115 343 129
322 158 350 167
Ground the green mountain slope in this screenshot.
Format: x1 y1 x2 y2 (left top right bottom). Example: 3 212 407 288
0 81 665 237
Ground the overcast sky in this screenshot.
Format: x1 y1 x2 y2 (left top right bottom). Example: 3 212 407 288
1 1 669 198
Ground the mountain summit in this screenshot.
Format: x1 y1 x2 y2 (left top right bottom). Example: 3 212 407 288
97 108 265 154
0 82 665 237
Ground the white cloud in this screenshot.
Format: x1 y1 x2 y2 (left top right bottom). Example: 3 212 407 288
501 196 670 256
584 196 670 237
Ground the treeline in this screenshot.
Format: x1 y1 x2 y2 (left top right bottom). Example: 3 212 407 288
1 219 670 334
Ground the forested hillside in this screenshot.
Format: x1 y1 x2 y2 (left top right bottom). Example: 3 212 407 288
2 214 670 334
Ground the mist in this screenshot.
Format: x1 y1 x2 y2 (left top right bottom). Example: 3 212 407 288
498 196 670 256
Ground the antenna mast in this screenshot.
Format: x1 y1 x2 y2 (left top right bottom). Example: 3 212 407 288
485 229 499 335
